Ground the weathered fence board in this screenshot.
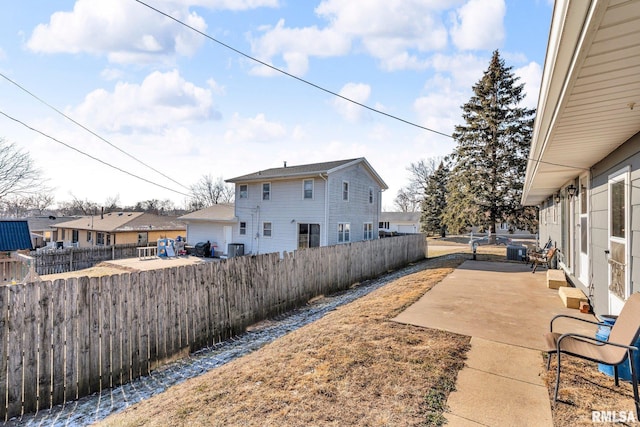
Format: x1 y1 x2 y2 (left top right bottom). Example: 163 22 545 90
0 234 426 419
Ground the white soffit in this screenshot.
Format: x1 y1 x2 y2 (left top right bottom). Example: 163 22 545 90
523 0 640 205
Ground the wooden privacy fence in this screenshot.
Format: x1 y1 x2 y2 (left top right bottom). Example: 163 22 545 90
32 244 139 275
0 234 426 420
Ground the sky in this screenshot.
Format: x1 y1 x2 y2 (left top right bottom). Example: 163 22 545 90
0 0 553 211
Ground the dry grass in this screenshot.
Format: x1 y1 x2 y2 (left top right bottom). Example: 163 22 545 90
97 256 472 427
543 355 639 426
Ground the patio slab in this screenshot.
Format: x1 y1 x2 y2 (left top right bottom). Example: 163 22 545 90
393 260 595 351
392 260 598 426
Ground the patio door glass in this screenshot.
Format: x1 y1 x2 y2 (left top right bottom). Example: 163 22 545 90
608 169 629 315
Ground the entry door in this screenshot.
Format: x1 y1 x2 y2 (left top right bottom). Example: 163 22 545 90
578 175 589 285
608 169 629 315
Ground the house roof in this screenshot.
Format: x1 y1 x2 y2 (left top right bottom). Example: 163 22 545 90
522 0 640 205
380 212 421 223
54 212 186 232
26 216 80 232
226 157 389 189
178 204 237 222
0 220 33 251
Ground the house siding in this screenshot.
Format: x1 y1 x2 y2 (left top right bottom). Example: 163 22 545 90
538 135 640 316
233 177 328 254
186 223 229 254
327 164 381 246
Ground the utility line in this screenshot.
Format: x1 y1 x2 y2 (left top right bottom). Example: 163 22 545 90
0 72 192 191
132 0 453 139
0 109 191 197
132 0 591 174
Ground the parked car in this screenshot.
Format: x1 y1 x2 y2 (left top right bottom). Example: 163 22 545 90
470 235 512 246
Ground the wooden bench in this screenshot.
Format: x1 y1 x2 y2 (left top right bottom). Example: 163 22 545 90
530 247 556 273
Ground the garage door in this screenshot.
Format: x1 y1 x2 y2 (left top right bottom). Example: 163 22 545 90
397 225 416 234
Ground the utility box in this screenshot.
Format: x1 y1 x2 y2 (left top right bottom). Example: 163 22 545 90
506 245 527 261
227 243 245 258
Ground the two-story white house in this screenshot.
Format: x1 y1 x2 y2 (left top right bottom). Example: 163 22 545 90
224 157 388 255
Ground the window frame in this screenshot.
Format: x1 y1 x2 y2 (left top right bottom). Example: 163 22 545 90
337 222 350 243
363 222 373 240
342 181 349 201
303 179 314 200
239 184 248 199
239 221 247 235
263 221 272 238
262 182 271 201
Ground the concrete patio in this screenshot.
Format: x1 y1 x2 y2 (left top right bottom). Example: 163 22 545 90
393 260 597 426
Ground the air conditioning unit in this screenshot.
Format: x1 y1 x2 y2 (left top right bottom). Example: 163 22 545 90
228 243 245 258
506 245 527 261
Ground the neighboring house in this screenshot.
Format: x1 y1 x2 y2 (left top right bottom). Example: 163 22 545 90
379 212 421 234
225 158 388 255
522 0 640 316
53 212 186 248
0 220 33 252
178 204 236 256
0 220 35 284
26 216 80 248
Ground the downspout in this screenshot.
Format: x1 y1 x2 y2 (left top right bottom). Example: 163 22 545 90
319 173 328 246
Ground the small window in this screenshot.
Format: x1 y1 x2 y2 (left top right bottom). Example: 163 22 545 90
363 223 373 240
379 221 389 229
87 231 92 243
72 230 79 243
303 179 314 199
262 183 271 200
338 223 350 243
342 182 349 201
369 187 374 204
137 232 148 246
240 221 247 235
263 222 272 238
239 184 248 199
97 232 105 245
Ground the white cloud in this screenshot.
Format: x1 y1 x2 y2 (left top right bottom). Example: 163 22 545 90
69 70 218 133
0 46 6 60
450 0 505 51
26 0 207 64
332 83 371 122
100 68 125 81
249 19 350 76
223 113 286 143
250 0 456 74
169 0 280 10
414 75 466 139
514 61 543 110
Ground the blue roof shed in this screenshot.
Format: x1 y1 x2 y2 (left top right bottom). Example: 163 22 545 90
0 220 33 251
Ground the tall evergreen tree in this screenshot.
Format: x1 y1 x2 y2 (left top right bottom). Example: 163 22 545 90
444 50 535 238
420 161 449 236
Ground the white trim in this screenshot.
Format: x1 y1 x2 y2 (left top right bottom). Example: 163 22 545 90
607 166 631 314
302 178 314 200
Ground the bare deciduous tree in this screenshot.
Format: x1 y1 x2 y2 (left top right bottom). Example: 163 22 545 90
0 137 48 201
190 174 234 209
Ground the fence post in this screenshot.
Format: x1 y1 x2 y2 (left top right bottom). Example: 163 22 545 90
69 249 73 272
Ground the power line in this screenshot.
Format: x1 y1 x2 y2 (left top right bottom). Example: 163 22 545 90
132 0 453 140
0 109 191 197
0 71 192 191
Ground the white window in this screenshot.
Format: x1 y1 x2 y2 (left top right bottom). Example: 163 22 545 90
87 231 92 243
342 181 349 201
369 187 374 204
379 221 389 229
338 223 350 243
263 222 272 238
239 221 247 235
303 179 314 199
96 232 105 245
239 184 248 199
363 223 373 240
262 183 271 200
137 232 148 246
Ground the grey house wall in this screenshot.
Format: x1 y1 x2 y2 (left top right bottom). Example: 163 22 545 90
326 164 382 246
589 132 640 315
536 132 640 316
